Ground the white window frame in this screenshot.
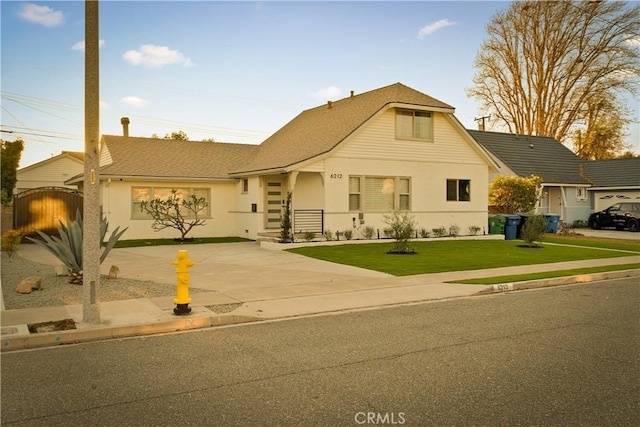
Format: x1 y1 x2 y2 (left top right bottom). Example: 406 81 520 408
395 109 433 141
576 187 587 201
349 176 411 212
131 186 211 219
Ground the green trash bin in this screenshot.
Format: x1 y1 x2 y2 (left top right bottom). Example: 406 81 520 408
488 215 506 235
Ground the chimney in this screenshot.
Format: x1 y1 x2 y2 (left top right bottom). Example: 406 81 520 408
327 100 333 109
350 90 354 97
121 117 130 137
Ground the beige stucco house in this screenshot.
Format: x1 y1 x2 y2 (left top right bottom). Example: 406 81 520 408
68 83 499 240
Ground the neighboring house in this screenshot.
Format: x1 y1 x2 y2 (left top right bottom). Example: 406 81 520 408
68 83 499 240
15 151 84 193
582 158 640 212
468 130 591 223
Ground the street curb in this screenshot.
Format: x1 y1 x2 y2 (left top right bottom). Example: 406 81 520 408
3 270 638 352
476 269 640 295
1 308 260 352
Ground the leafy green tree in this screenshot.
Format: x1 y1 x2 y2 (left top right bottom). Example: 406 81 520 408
468 1 639 144
1 138 25 204
150 130 190 140
489 175 542 214
383 210 417 254
139 189 208 240
572 94 632 160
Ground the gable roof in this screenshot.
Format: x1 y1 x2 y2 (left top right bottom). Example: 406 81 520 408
72 136 259 182
468 130 590 185
230 82 455 175
19 151 84 172
581 158 640 188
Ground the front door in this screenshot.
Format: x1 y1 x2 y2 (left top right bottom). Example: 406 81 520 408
265 179 285 229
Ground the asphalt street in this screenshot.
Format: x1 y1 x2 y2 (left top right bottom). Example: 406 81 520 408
1 278 638 426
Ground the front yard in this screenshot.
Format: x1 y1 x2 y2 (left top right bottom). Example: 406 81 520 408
287 237 639 276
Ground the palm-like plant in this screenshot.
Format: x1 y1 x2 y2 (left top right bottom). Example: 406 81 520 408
26 210 127 284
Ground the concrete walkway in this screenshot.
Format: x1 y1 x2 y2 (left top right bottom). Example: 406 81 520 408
2 235 638 352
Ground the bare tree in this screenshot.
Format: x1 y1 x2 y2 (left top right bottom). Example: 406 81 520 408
467 1 639 145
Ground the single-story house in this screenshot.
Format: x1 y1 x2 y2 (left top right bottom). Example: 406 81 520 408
468 130 591 223
15 151 84 193
68 83 500 240
582 158 640 212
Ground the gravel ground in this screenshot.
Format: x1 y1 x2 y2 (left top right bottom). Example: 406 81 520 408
1 252 206 310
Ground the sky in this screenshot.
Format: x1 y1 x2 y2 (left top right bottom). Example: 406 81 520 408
2 0 639 169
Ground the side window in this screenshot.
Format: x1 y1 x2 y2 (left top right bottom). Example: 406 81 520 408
447 179 470 202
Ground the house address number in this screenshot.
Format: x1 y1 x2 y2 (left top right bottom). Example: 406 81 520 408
330 173 343 179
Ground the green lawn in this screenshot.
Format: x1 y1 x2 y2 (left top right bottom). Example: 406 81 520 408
287 239 639 276
544 235 639 253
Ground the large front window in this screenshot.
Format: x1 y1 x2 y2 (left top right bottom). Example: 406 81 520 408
131 187 211 219
396 109 433 140
349 176 411 212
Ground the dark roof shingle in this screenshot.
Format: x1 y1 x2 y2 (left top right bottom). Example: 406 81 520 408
468 130 590 185
582 158 640 188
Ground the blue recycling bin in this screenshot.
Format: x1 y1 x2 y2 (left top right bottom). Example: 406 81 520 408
504 215 521 240
544 214 560 233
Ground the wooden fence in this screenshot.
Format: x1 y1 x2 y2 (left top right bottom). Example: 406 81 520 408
13 187 83 237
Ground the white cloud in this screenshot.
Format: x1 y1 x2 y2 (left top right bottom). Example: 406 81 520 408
122 44 193 69
312 86 342 100
417 19 456 39
19 3 64 27
626 36 640 46
119 96 149 108
100 101 109 110
71 40 106 51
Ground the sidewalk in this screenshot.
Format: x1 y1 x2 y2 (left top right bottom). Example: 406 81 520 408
2 238 639 352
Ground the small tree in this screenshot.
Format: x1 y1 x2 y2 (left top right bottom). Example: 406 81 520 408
383 210 417 254
279 191 293 243
140 189 208 240
1 138 25 205
489 175 542 214
520 215 547 248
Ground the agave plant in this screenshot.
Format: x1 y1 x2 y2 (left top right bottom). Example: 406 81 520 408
26 210 128 285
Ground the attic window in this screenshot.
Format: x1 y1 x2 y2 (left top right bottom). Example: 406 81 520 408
396 109 433 141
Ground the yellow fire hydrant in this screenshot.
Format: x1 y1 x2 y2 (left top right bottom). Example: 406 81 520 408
170 250 194 315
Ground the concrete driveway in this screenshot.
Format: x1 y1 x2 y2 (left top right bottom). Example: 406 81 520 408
573 228 639 241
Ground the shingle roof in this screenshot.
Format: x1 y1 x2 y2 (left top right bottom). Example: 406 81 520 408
468 130 590 185
230 82 455 175
581 158 640 188
98 135 259 179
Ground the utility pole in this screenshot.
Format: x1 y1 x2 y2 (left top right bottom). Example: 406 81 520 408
474 115 490 131
83 0 100 323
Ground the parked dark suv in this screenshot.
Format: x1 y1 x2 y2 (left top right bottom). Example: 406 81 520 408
588 202 640 232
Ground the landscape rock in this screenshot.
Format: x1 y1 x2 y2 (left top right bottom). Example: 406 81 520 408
15 277 42 294
55 265 69 276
